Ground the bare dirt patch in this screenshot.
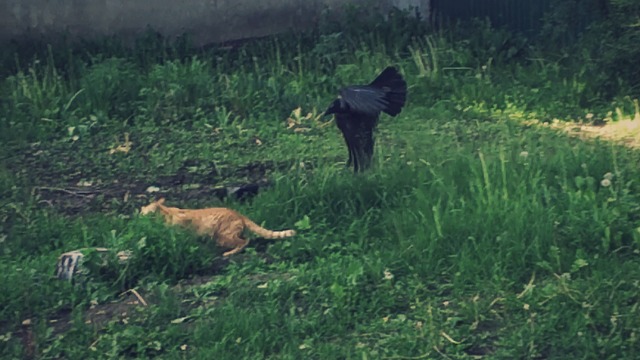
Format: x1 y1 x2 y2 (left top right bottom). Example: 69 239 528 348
527 113 640 149
29 160 284 216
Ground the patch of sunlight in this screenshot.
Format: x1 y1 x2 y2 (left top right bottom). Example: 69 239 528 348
558 117 640 148
523 101 640 149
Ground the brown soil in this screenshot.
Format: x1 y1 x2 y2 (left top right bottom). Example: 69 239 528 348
527 115 640 149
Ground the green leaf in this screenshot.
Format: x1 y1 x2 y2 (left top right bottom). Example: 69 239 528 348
295 215 311 230
330 283 345 299
170 316 192 324
570 258 589 273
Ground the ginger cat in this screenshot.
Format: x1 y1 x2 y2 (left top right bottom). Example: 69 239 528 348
140 198 296 257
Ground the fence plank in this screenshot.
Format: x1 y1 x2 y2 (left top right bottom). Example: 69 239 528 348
432 0 554 35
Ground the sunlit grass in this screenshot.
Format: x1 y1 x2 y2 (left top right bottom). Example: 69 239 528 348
544 102 640 148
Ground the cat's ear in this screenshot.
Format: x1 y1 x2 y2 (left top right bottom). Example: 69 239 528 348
157 198 166 204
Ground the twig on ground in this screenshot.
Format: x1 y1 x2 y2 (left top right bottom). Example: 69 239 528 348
33 186 97 198
120 289 148 307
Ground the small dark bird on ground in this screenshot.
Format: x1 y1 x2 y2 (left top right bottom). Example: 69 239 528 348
323 66 407 173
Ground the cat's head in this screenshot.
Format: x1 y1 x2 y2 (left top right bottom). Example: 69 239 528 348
140 198 166 216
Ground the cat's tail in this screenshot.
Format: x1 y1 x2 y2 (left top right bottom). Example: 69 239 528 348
243 217 296 239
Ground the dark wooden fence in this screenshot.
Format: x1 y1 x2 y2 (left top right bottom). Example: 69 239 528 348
430 0 604 39
431 0 553 34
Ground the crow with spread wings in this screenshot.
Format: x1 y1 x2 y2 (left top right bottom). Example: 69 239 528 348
323 66 407 173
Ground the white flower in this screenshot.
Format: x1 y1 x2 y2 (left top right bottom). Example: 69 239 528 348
601 179 611 187
603 172 614 181
519 151 529 159
383 269 394 280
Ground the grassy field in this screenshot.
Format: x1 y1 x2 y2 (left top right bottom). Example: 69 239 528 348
1 13 640 359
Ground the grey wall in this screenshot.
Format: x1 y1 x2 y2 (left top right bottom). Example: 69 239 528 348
0 0 430 46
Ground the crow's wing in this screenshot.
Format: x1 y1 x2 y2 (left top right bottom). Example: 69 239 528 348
336 113 376 172
339 86 389 116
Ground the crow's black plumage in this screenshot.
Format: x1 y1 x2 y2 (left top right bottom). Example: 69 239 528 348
323 66 407 172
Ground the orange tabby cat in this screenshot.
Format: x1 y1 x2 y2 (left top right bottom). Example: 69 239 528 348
140 198 296 257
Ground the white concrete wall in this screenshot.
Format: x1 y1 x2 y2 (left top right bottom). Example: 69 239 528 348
0 0 430 46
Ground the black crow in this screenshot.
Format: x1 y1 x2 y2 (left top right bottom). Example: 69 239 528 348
323 66 407 172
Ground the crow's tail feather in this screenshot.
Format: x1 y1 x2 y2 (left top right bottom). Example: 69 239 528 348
369 66 407 117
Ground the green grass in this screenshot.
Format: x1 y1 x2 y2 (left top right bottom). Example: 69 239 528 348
1 13 640 359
